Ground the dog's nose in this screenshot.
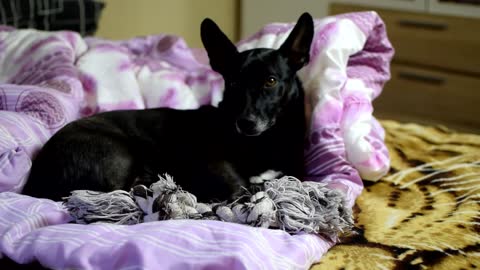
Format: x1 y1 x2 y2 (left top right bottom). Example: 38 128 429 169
236 118 258 135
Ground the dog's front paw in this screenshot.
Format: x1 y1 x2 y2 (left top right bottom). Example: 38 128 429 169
249 170 283 184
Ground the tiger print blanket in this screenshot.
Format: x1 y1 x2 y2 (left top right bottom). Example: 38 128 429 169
313 120 480 270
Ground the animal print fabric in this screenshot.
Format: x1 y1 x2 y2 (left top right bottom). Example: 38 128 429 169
312 120 480 270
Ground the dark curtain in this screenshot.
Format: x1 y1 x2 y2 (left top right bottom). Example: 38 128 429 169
0 0 105 36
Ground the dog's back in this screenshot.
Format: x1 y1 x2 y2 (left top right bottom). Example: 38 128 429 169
24 106 244 201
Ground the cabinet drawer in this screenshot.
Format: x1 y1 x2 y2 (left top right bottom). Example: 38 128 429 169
330 3 480 75
331 0 427 12
373 64 480 132
429 0 480 19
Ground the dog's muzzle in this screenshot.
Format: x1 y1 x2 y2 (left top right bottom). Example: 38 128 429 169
235 117 271 136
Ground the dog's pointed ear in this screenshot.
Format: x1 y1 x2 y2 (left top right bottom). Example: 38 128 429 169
201 18 239 76
279 12 314 71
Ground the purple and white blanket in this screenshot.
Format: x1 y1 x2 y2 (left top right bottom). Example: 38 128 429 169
0 12 393 270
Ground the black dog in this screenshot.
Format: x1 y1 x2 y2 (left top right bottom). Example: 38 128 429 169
23 13 314 202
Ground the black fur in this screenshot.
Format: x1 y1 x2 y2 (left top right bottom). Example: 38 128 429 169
23 13 315 202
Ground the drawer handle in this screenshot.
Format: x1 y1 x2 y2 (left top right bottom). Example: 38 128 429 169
398 71 446 85
398 19 448 31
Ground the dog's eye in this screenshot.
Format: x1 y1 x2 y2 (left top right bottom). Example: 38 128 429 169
264 76 277 88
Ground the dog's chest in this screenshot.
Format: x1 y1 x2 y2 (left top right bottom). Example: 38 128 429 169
225 135 293 176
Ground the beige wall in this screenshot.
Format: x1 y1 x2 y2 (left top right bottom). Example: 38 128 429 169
96 0 239 48
240 0 329 38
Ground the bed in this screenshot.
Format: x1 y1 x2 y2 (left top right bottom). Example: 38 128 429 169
2 120 478 270
0 9 477 270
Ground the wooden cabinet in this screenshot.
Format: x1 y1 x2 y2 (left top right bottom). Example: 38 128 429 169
331 3 480 75
375 64 480 131
332 0 480 18
429 0 480 19
375 8 479 75
330 3 480 133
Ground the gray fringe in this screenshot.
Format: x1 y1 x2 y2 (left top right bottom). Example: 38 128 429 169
64 174 354 238
65 190 144 225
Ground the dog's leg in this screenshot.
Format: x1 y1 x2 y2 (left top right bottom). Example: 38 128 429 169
205 160 248 199
132 165 159 187
249 170 283 184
